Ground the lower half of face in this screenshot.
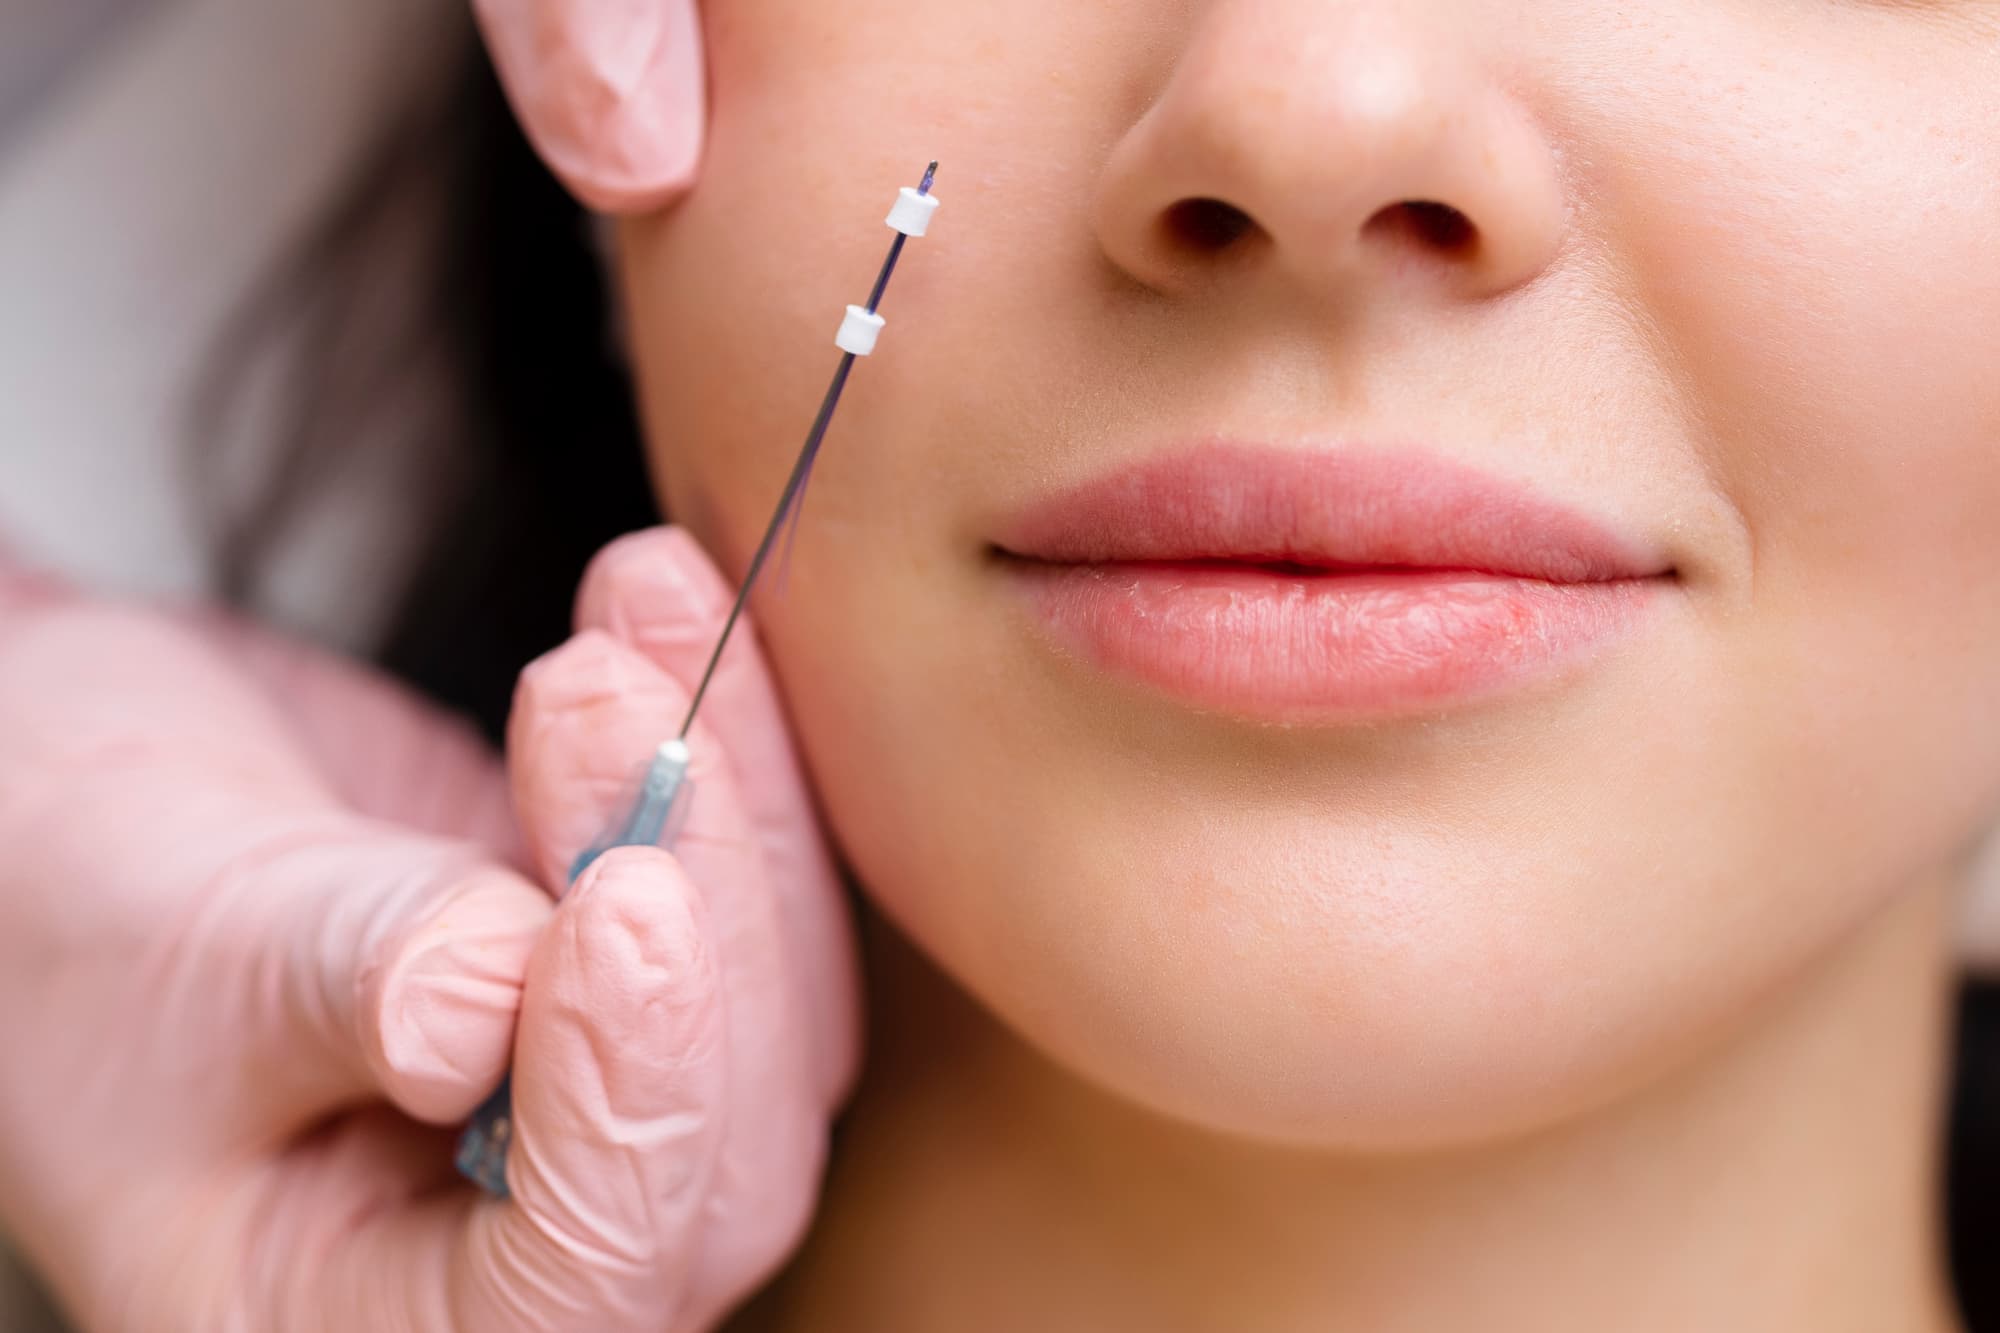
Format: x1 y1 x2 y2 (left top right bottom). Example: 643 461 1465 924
614 0 2000 1148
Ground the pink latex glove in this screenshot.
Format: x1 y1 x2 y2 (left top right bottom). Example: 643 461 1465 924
0 527 859 1332
472 0 706 213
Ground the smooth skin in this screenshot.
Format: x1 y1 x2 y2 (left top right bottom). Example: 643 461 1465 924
490 0 2000 1327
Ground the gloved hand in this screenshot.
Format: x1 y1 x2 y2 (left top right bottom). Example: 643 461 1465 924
0 526 859 1332
472 0 706 213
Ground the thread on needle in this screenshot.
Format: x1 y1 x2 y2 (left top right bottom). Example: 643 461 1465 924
679 161 939 739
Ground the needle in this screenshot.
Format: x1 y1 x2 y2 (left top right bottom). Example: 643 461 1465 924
454 160 941 1200
677 159 939 740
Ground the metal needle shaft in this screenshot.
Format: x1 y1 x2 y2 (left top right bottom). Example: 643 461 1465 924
676 161 938 740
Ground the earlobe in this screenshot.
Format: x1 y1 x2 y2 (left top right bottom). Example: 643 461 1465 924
472 0 707 215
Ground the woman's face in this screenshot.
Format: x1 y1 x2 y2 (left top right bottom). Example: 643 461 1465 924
613 1 2000 1146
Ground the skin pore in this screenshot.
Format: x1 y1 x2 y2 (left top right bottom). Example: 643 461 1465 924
597 1 2000 1327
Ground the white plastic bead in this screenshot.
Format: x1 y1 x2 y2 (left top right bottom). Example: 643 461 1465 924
836 304 886 356
885 187 940 237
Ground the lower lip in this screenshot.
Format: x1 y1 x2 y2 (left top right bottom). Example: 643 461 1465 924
1004 559 1665 720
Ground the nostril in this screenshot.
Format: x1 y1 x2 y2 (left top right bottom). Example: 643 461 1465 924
1162 197 1259 253
1369 199 1477 254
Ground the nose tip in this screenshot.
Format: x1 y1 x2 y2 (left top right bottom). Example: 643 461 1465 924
1090 8 1567 305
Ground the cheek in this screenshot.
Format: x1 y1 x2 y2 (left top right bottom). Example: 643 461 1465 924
1556 9 2000 581
1576 12 2000 865
612 1 2000 1153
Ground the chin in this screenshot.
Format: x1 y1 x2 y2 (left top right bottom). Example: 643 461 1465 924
918 824 1808 1156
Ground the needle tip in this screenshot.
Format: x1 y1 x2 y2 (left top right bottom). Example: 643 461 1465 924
919 160 939 194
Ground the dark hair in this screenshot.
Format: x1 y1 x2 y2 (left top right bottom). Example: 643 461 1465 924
194 33 2000 1325
191 29 657 741
1954 992 2000 1317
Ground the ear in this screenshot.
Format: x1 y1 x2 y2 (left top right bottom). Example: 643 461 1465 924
472 0 707 215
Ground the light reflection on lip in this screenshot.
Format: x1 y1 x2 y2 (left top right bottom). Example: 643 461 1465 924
990 440 1675 721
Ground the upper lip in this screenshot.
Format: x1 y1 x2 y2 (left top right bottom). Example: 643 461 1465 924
990 440 1673 584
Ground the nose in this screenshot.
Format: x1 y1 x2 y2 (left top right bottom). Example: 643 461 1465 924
1091 2 1568 307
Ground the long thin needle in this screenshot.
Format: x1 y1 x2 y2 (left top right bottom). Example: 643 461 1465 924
676 161 938 741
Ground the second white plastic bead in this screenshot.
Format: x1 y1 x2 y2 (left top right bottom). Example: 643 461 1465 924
836 305 886 356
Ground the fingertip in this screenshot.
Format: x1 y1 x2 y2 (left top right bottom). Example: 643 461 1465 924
554 847 719 1068
575 525 730 645
507 632 696 890
550 147 703 219
512 627 637 717
483 846 726 1301
363 869 552 1124
473 0 707 219
530 847 723 1147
